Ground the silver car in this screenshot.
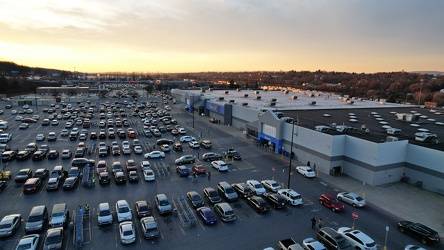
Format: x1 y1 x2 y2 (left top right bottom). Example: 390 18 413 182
337 192 366 207
97 203 113 226
0 214 21 237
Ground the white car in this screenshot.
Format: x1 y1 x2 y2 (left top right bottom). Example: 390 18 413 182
277 189 303 205
23 104 30 109
261 180 281 193
180 136 196 143
337 192 366 208
119 221 136 244
60 129 69 137
65 122 73 128
51 120 59 125
0 214 21 237
143 169 156 181
35 134 45 141
337 227 377 250
404 245 426 250
116 200 132 222
160 144 171 152
97 202 113 226
134 146 143 154
15 116 23 121
302 237 326 250
16 234 40 250
189 141 200 149
211 160 228 172
79 134 87 140
296 166 316 178
71 128 79 135
178 127 186 134
144 151 165 159
246 180 266 195
122 141 130 148
99 121 106 128
140 161 151 171
11 110 18 115
122 146 131 155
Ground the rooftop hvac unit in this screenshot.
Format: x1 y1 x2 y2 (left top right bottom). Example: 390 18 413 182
229 100 235 103
256 96 261 100
242 102 248 106
269 102 276 106
271 98 277 102
284 90 289 94
224 91 229 94
201 89 206 93
291 96 298 100
243 94 249 98
347 100 354 104
237 88 241 91
218 97 224 101
254 91 260 94
309 101 316 105
209 88 213 91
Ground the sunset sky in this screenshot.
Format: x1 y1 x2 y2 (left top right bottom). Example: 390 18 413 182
0 0 443 73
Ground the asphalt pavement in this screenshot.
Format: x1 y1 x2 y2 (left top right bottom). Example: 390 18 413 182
197 111 444 237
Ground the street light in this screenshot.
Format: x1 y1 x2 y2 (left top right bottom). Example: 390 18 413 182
418 79 424 105
287 120 296 189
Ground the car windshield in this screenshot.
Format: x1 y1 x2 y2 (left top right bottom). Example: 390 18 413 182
45 234 61 244
99 210 111 216
53 212 64 217
191 195 201 201
17 243 32 250
28 215 42 222
355 196 364 201
138 205 149 212
254 184 262 189
159 200 169 206
337 239 351 248
123 229 133 236
271 183 279 187
209 191 218 197
331 198 339 204
118 206 129 213
0 223 11 229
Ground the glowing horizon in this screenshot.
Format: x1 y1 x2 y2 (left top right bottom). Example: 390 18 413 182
1 0 443 74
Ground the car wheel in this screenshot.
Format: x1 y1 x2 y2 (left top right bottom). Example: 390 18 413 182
332 208 335 212
399 227 404 233
319 200 323 205
338 197 342 201
352 203 357 208
421 238 427 245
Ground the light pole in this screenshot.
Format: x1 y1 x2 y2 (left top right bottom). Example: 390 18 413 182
384 226 389 250
418 79 424 105
287 120 295 189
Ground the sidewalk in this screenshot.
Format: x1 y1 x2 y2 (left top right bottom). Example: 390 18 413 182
204 116 444 236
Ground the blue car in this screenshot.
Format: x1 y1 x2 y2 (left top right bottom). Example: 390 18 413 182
197 207 217 225
176 166 189 178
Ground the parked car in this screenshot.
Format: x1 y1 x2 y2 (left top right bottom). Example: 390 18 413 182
140 217 159 239
316 227 352 250
200 140 212 149
155 194 173 215
143 169 155 182
116 200 132 222
61 149 72 159
202 152 222 162
186 191 205 208
337 227 377 250
43 227 64 250
302 237 326 250
134 200 151 218
15 168 32 183
16 234 41 250
119 221 136 244
263 192 287 209
144 151 165 159
192 164 206 175
232 183 253 198
278 189 303 206
296 166 316 178
47 150 59 160
0 214 22 237
246 180 266 195
175 155 195 165
337 192 366 208
211 160 228 172
261 180 281 193
114 172 126 184
319 193 345 212
398 221 440 245
176 166 189 178
203 187 222 205
247 196 270 213
97 203 113 226
23 178 42 194
196 207 217 225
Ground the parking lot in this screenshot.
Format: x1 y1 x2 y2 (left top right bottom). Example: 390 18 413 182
0 95 437 250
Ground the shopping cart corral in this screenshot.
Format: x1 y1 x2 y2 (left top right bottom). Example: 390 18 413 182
172 196 196 228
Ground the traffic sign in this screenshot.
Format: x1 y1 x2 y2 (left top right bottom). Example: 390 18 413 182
352 212 358 219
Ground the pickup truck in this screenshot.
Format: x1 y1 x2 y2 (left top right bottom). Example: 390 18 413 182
278 238 304 250
0 133 12 143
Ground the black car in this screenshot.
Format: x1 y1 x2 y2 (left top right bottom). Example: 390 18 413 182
203 187 222 205
187 191 205 209
90 132 98 140
63 177 78 190
33 168 49 180
202 152 222 162
135 200 151 218
15 168 33 183
98 171 110 185
16 150 31 161
32 151 46 161
99 132 107 139
398 221 440 245
263 192 287 209
232 183 253 198
118 131 126 139
247 196 270 213
156 138 174 145
0 181 6 192
114 171 126 184
44 228 64 250
48 150 59 160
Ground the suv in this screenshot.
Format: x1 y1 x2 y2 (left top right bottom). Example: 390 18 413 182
317 227 353 250
50 203 69 228
214 203 236 222
97 203 113 226
319 193 345 212
217 182 239 202
398 221 440 245
202 152 222 162
200 140 212 149
155 194 173 215
337 227 377 250
232 183 253 198
175 155 195 165
25 205 48 233
173 142 183 151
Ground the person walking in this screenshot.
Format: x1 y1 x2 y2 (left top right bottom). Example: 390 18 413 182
92 177 96 187
311 217 316 229
207 171 211 180
318 218 323 229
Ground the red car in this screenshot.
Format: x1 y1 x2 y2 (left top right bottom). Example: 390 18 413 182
319 193 345 212
192 164 206 175
126 159 137 172
23 178 42 194
128 132 137 138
